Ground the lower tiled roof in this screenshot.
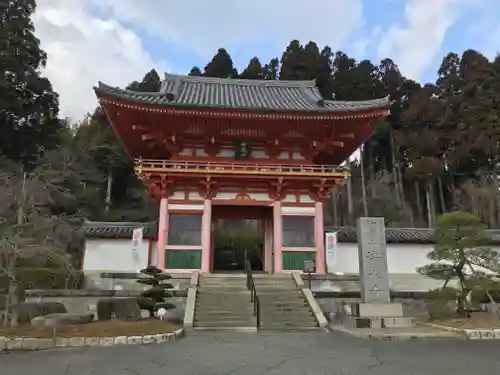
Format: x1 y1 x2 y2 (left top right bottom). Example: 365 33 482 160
82 221 157 239
82 221 500 245
328 226 500 244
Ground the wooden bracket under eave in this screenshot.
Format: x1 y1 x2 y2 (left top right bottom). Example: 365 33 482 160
337 133 355 139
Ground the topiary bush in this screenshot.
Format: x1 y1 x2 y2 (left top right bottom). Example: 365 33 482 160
425 287 457 320
136 266 175 317
11 301 67 325
96 297 141 321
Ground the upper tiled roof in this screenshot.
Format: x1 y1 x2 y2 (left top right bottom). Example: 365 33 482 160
94 73 391 113
82 221 157 239
328 226 500 245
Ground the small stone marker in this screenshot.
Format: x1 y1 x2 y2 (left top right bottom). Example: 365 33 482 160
357 217 391 304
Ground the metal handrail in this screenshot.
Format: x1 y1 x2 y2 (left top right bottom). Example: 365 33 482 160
245 259 260 330
134 158 348 175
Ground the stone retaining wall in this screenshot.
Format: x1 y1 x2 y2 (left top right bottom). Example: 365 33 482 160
314 291 456 319
23 290 187 321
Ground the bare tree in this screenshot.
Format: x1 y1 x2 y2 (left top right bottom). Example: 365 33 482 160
0 148 84 326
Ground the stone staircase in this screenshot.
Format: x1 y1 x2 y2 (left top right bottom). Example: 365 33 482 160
193 274 319 331
255 275 319 330
193 275 256 331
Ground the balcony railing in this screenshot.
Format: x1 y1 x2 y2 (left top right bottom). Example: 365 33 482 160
134 159 349 178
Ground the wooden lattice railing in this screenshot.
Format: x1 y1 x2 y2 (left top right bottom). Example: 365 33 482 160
134 159 349 178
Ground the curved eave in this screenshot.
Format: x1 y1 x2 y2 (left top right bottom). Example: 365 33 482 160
94 82 392 120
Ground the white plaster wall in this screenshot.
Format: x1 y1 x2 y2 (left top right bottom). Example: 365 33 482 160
332 243 500 275
331 243 433 274
83 239 150 272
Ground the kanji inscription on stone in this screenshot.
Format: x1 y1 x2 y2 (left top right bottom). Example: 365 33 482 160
357 217 390 303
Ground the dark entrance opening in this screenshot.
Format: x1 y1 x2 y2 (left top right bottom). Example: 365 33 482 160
211 206 268 272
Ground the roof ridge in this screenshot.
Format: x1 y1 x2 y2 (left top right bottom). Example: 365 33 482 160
164 73 317 88
84 220 156 226
323 95 392 105
96 82 167 97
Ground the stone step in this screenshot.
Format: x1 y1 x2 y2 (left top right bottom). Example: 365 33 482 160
259 320 318 327
195 313 254 320
257 291 302 296
195 322 256 327
259 314 316 321
194 316 256 327
259 300 309 306
196 295 252 301
195 307 254 314
196 291 249 295
259 325 319 331
195 314 255 320
200 281 246 284
260 311 313 317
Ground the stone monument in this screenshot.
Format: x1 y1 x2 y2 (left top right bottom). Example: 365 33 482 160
344 217 414 328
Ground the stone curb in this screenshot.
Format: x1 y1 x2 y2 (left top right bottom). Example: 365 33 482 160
329 325 463 341
0 327 184 352
423 323 500 340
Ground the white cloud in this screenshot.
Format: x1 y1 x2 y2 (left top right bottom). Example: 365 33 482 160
33 0 167 122
377 0 465 80
90 0 364 57
33 0 365 121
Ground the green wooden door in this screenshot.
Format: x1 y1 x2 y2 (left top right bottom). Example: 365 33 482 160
166 250 202 269
282 251 316 271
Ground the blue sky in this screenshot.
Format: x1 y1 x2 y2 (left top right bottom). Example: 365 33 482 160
34 0 500 120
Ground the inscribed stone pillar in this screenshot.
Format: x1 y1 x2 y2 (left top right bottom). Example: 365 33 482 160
357 217 390 304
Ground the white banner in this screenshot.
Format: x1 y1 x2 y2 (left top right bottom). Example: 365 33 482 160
325 232 338 273
132 227 144 252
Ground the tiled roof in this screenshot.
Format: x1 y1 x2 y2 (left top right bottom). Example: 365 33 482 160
328 227 500 245
94 74 391 112
83 221 500 245
82 221 157 239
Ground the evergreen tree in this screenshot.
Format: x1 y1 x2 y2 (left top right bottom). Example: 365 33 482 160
189 66 202 76
203 48 238 78
239 57 264 79
0 0 63 167
262 58 279 80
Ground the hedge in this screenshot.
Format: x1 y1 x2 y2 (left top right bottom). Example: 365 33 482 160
0 267 83 292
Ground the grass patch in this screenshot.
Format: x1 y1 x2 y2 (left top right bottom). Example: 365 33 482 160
431 318 500 329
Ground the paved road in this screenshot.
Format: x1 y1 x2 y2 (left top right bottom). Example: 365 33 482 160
1 331 499 374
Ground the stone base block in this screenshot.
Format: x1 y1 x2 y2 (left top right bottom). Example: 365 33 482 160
351 303 403 318
343 316 415 329
344 316 382 329
382 317 415 328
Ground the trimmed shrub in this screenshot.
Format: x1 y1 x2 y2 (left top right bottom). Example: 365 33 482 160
96 297 141 321
11 301 67 325
424 287 457 319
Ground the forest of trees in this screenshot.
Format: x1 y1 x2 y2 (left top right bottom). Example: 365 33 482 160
3 0 500 232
